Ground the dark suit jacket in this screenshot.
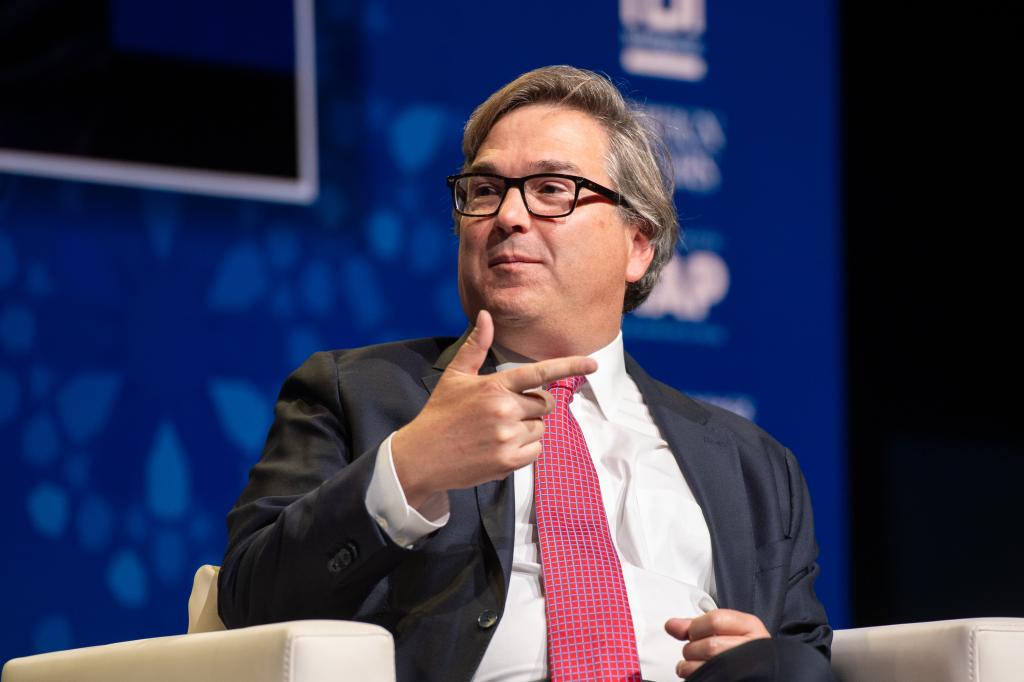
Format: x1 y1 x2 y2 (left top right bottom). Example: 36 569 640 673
218 336 831 682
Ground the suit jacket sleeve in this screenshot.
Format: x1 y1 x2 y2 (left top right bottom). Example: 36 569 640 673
775 446 832 658
217 350 417 628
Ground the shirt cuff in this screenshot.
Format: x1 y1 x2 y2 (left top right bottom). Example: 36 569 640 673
365 432 450 548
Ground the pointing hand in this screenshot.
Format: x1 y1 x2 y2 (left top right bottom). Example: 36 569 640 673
391 310 597 509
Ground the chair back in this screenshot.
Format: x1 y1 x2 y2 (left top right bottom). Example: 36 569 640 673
187 565 227 634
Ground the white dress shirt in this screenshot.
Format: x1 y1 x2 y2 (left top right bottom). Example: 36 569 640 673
365 333 718 682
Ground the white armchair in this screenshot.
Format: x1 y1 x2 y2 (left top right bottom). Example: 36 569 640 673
3 565 1022 682
831 617 1024 682
1 566 395 682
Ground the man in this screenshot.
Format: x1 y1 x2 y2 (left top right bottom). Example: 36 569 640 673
219 66 834 682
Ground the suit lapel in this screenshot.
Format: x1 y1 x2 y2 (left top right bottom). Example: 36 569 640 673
423 334 516 594
625 354 756 615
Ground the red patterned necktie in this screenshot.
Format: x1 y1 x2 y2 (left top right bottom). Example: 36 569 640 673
535 376 642 682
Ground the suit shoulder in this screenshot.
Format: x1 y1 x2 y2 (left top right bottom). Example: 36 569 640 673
302 336 458 373
274 337 456 413
650 375 790 459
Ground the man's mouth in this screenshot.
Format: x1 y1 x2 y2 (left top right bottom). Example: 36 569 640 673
489 254 542 267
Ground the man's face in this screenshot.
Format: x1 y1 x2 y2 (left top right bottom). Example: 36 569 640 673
456 104 653 342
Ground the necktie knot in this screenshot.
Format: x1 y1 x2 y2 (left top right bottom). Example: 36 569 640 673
546 375 586 399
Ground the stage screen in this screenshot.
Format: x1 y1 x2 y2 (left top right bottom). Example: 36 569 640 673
0 0 317 202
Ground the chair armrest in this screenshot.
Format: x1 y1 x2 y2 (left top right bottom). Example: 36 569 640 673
831 617 1024 682
2 620 395 682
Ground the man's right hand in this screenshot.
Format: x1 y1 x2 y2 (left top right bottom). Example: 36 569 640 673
391 309 597 510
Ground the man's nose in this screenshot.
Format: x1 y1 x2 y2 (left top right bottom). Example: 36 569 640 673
493 185 531 233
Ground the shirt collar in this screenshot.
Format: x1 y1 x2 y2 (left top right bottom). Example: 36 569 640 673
492 331 627 421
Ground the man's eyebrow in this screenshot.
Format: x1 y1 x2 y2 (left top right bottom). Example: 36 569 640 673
463 159 583 175
464 161 499 174
528 159 582 174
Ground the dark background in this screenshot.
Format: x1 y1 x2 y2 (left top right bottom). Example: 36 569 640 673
843 3 1021 625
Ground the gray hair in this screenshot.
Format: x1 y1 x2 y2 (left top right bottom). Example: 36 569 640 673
459 65 679 313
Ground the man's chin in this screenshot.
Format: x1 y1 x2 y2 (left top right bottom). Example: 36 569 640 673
480 296 544 327
487 307 538 327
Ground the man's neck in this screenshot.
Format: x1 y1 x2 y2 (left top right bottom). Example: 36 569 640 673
492 318 621 360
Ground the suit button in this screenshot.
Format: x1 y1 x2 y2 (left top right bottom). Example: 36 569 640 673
477 609 498 629
327 542 358 574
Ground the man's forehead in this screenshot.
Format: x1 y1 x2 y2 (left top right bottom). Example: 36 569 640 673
465 159 584 175
466 105 610 177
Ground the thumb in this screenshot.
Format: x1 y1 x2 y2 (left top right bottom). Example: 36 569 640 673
447 309 493 375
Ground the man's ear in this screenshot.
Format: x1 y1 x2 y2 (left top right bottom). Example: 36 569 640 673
625 225 655 283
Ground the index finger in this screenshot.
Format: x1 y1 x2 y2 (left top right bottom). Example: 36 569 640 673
687 609 763 641
500 356 598 393
664 617 692 641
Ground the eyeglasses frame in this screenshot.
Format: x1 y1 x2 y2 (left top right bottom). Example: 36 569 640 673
446 172 631 218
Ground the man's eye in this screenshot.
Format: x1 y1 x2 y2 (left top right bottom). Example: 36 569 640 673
469 183 500 197
534 180 573 195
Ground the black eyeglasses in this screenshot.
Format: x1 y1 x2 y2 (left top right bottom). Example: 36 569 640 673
446 172 631 218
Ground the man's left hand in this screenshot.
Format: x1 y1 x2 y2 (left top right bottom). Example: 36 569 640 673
665 608 770 679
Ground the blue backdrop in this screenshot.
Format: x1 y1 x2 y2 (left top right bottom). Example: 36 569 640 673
0 0 843 663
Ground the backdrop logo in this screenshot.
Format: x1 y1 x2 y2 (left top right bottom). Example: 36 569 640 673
620 0 707 81
644 103 725 194
624 247 730 346
635 250 729 322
